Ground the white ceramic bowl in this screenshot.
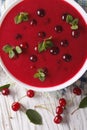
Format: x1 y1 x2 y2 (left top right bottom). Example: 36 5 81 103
0 0 87 92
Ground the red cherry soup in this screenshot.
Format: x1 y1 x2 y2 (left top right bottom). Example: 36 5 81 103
0 0 87 88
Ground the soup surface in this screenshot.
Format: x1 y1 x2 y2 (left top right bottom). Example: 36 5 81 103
0 0 87 88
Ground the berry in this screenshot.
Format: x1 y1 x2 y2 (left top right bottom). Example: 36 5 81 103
27 90 35 98
59 98 66 107
15 34 22 40
62 54 72 62
37 9 46 17
12 102 21 111
62 13 67 21
72 30 80 38
60 40 69 47
1 88 10 96
29 19 37 26
50 47 59 55
38 31 46 38
42 67 48 76
54 115 63 124
19 42 28 49
54 25 63 32
56 106 63 115
73 87 82 95
29 55 38 62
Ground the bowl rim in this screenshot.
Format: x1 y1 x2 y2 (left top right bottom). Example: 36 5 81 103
0 0 87 92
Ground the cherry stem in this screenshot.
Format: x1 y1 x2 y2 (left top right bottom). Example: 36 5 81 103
18 95 27 102
71 107 79 115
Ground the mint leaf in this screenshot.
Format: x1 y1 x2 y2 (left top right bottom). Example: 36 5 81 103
9 50 15 59
38 37 53 53
66 14 73 24
71 18 79 25
71 24 78 30
34 69 46 82
0 84 10 91
15 46 22 54
3 45 13 53
14 12 29 24
79 97 87 108
26 109 42 125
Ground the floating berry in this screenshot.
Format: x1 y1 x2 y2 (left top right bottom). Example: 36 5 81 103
1 88 10 96
56 106 63 115
72 30 80 38
62 54 72 62
73 87 82 95
38 31 46 38
15 34 22 40
60 40 69 47
30 55 38 62
50 47 59 55
27 90 35 98
59 98 66 107
54 115 63 124
42 67 48 76
54 25 63 32
19 42 28 49
29 19 37 26
62 13 67 21
12 102 21 111
37 9 46 17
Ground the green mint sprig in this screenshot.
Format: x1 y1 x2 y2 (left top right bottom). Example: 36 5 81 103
38 36 53 53
3 44 22 59
0 84 10 91
66 14 79 30
34 68 46 82
14 12 29 24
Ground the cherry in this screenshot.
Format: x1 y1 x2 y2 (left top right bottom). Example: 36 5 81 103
60 40 69 47
12 102 21 111
72 30 80 38
29 55 38 62
54 115 63 124
15 34 22 40
56 106 63 115
27 90 35 98
38 31 46 38
1 88 10 96
73 87 82 95
37 9 46 17
54 25 63 32
62 54 72 62
29 19 37 26
50 47 59 55
19 42 28 49
62 13 67 21
59 98 66 107
42 67 48 76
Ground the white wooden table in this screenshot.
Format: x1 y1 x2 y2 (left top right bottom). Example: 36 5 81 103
0 0 87 130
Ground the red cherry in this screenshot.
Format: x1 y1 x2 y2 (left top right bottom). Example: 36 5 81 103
12 102 21 111
54 115 63 124
2 88 10 96
59 98 66 107
19 42 28 49
73 87 82 95
27 90 35 98
56 106 63 115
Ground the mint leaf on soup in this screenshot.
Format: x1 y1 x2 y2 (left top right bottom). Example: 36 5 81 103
9 50 15 59
15 46 22 54
38 36 53 53
14 12 29 24
34 68 46 82
26 109 42 125
2 44 13 53
66 14 73 24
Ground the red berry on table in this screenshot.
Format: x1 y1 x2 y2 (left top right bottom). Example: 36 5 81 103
27 90 35 98
73 87 82 95
56 106 63 115
59 98 66 107
12 102 21 111
1 88 10 96
54 115 63 124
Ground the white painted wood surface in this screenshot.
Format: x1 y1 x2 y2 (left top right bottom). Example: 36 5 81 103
0 0 87 130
